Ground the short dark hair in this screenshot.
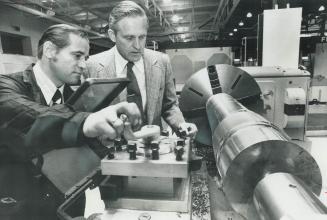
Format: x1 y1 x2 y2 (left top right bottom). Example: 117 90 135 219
37 24 88 59
109 1 149 32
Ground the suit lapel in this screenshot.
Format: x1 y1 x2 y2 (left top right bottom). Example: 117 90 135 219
144 50 161 124
98 49 127 104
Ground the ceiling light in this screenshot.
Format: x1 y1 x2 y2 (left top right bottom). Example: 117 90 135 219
177 27 184 32
324 32 327 36
238 21 244 26
46 9 55 16
171 15 180 23
181 34 186 39
229 32 234 36
233 28 238 32
246 12 253 18
319 5 325 11
164 0 172 2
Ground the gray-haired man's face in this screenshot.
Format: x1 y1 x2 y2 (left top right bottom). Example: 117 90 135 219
110 15 148 62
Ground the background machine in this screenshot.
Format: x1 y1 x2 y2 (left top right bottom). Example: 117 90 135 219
179 64 327 220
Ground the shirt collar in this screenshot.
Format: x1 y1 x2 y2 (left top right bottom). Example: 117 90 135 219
114 46 144 75
33 62 64 105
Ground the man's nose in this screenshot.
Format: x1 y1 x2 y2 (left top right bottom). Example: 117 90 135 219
78 59 87 69
133 38 141 49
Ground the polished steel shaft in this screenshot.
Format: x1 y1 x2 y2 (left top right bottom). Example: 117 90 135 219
206 93 324 219
254 173 327 220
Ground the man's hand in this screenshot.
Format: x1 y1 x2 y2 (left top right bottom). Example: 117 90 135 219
83 102 142 140
178 122 198 138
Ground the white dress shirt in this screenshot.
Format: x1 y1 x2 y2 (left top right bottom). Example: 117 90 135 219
33 62 64 106
114 46 147 109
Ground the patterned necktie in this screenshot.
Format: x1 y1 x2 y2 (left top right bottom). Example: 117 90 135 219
52 89 62 105
126 62 146 123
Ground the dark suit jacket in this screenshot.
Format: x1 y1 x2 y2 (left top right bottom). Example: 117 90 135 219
86 48 185 132
0 65 89 220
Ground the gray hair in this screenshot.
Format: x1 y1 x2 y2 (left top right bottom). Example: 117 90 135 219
109 1 149 32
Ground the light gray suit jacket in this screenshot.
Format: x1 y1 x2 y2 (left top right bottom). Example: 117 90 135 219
86 47 185 131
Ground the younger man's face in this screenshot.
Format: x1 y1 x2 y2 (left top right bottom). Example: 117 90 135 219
50 33 89 86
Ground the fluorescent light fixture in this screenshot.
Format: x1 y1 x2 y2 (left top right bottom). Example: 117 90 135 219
46 9 55 16
177 27 184 32
248 58 253 62
172 15 180 23
300 33 312 38
239 21 244 26
229 32 234 36
233 28 238 32
164 0 172 2
319 5 325 11
302 56 309 60
246 12 252 18
234 58 240 62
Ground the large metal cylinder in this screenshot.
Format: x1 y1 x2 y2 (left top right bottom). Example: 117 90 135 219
179 64 262 146
253 173 327 220
206 93 323 219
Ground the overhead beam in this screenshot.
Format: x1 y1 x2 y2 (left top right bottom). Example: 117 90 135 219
4 2 105 38
148 29 219 37
56 1 117 13
159 2 219 12
70 0 107 22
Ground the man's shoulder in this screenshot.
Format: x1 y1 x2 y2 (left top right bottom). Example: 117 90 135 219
144 48 165 57
88 48 114 65
0 67 30 83
144 49 169 63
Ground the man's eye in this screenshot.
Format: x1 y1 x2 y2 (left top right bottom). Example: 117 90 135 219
74 54 82 59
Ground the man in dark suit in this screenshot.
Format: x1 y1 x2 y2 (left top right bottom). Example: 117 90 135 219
0 24 141 220
87 1 197 137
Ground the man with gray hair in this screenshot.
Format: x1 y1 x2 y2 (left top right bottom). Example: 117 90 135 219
87 0 197 137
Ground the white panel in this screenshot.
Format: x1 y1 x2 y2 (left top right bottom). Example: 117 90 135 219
262 8 302 68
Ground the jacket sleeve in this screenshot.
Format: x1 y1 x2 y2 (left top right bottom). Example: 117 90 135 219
0 74 90 154
160 54 185 131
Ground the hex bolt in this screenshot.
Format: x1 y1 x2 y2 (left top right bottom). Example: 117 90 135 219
107 146 115 159
151 141 160 160
114 139 122 151
127 142 137 160
174 145 184 161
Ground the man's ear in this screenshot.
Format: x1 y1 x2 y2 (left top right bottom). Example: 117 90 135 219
43 41 57 60
108 29 116 43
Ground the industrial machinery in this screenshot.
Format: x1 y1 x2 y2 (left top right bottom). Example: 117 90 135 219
180 65 310 144
179 64 327 220
34 64 325 220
